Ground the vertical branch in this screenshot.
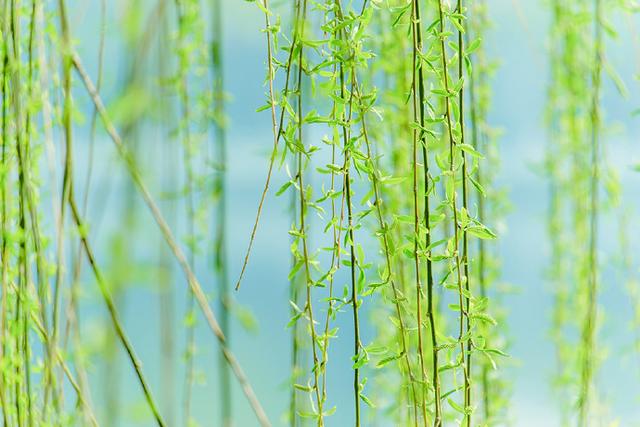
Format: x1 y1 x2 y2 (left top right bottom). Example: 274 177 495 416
466 3 491 419
9 1 33 423
289 180 301 427
211 0 232 424
344 127 361 427
66 0 105 421
455 0 472 422
354 74 420 427
289 2 304 424
173 0 198 423
334 4 364 423
436 0 471 423
318 5 348 415
546 1 572 422
82 0 106 213
409 0 431 422
157 1 175 424
578 0 602 422
293 1 324 422
50 1 74 405
0 11 10 422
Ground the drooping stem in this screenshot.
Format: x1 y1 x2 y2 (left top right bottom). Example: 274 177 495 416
412 0 443 424
577 0 602 423
466 14 490 421
318 17 348 418
345 145 361 427
173 0 198 423
0 14 10 424
156 1 175 423
289 2 304 425
10 1 34 423
293 2 324 422
410 0 431 423
333 5 362 422
50 0 74 405
353 74 419 427
234 0 284 291
211 0 231 424
436 0 471 423
455 0 472 421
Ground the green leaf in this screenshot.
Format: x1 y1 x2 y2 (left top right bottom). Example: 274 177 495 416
466 225 496 240
483 348 509 358
466 38 482 54
255 102 272 113
447 397 466 414
376 352 403 368
297 410 319 419
251 0 271 15
275 181 293 196
293 384 313 392
323 406 337 417
468 174 486 197
360 393 376 408
471 312 497 325
458 143 483 158
352 352 368 370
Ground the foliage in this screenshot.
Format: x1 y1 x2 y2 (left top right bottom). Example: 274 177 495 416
0 0 636 426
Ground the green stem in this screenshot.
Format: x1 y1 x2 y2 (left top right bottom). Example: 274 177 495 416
455 0 472 422
578 0 602 423
211 0 231 425
410 0 433 423
436 0 471 423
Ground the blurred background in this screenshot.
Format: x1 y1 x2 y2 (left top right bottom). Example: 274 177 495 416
56 0 640 426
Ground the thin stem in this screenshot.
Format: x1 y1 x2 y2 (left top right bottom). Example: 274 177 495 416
410 0 432 423
0 14 10 423
173 0 198 423
235 0 305 292
235 0 282 291
455 0 472 422
68 196 167 427
345 149 361 427
157 2 175 424
354 75 419 427
82 0 105 214
211 0 231 424
50 1 73 407
318 46 348 423
578 0 602 423
10 0 33 422
466 20 490 422
332 5 362 422
436 0 471 424
293 1 323 421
